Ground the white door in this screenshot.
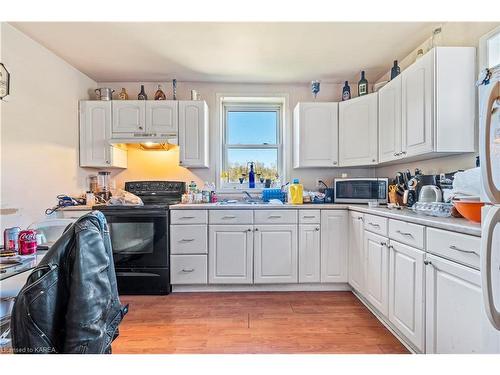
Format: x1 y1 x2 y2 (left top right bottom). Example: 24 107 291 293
320 210 348 283
254 225 298 284
293 102 339 167
378 76 403 163
79 101 111 167
364 231 389 317
401 50 434 157
179 101 209 168
338 93 378 166
426 253 500 353
208 225 253 284
112 100 146 133
146 101 178 134
348 211 365 294
388 240 425 352
298 224 321 283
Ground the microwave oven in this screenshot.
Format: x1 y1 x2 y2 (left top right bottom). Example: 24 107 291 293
334 178 389 204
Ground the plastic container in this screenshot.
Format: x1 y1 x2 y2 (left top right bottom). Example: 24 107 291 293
288 179 304 205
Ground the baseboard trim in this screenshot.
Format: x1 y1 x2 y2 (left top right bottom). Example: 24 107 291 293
172 283 351 293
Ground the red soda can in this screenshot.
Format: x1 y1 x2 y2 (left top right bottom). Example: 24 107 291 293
3 227 21 252
18 230 37 255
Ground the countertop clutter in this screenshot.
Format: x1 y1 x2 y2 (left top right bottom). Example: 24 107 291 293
169 203 482 237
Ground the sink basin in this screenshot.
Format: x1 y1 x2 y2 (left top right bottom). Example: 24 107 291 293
216 200 269 206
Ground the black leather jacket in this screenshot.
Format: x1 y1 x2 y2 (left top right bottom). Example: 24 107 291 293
11 211 128 354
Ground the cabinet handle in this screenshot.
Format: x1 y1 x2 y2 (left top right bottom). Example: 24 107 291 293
315 227 320 231
401 151 407 155
179 238 195 242
424 260 432 266
357 216 364 222
180 216 195 219
333 161 338 165
246 228 252 232
396 230 414 238
106 160 110 164
372 159 376 162
254 228 259 231
268 215 282 219
181 268 195 273
449 245 478 255
222 215 237 219
303 215 316 218
139 126 144 130
380 242 387 246
368 222 380 228
179 160 183 164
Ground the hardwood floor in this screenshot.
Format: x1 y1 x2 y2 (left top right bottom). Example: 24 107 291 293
113 291 409 354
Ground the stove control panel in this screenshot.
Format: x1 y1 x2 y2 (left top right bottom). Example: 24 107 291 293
125 181 186 195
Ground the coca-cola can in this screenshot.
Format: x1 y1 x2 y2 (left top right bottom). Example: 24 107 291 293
3 227 21 252
18 230 37 255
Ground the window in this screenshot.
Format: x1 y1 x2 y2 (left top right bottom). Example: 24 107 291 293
221 102 283 189
480 26 500 70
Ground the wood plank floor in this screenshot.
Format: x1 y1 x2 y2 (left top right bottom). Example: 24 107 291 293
113 291 409 354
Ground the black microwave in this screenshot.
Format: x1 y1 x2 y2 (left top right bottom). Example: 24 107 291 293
334 178 389 204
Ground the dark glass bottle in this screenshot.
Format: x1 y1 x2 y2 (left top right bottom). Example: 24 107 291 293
342 81 351 101
248 162 255 189
390 60 400 80
138 85 147 100
358 71 368 96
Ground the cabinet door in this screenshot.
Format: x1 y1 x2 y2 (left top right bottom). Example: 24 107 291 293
79 101 111 167
401 50 434 157
298 224 321 283
425 254 500 353
178 101 209 168
388 240 425 352
348 211 365 294
293 102 339 168
321 210 348 282
364 231 389 317
146 101 178 134
378 76 403 163
112 100 146 133
338 93 378 166
209 225 253 284
254 225 298 284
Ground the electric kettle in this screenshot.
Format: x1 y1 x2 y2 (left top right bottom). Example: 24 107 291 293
418 185 443 203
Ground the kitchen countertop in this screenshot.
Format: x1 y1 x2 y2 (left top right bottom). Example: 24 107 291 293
170 203 482 237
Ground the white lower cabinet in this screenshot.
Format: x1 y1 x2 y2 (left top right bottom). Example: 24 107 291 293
348 212 365 293
254 225 298 284
425 254 500 353
321 210 348 282
208 225 253 284
171 255 207 285
298 224 321 283
363 231 389 317
388 240 425 352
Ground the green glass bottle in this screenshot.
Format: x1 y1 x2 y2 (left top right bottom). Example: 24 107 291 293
358 71 368 96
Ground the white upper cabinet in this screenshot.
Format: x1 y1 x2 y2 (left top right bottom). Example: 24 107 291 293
293 102 339 168
79 101 127 168
146 101 178 134
178 100 209 168
378 76 403 163
112 100 146 133
320 210 348 283
401 47 476 159
339 93 378 166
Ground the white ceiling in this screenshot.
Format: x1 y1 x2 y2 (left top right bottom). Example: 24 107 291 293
11 22 441 83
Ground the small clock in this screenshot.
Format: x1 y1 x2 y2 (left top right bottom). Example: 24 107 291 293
0 63 10 99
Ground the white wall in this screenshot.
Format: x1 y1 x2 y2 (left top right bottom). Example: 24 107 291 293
0 23 97 237
98 81 375 190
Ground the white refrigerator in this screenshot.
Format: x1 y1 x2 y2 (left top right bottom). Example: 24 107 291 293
479 39 500 337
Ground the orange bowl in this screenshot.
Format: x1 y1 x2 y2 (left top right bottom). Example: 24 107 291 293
452 201 485 223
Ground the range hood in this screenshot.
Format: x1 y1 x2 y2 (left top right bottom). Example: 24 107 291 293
109 134 178 147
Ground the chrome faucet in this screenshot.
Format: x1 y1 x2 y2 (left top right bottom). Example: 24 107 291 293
242 191 253 200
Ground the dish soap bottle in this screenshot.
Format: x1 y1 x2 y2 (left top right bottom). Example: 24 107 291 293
248 162 255 189
358 71 368 96
288 179 303 205
390 60 400 80
342 81 351 101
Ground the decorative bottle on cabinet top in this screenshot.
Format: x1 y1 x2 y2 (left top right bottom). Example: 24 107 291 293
358 71 368 96
118 88 129 100
138 85 147 100
342 81 351 101
154 84 166 100
390 60 400 80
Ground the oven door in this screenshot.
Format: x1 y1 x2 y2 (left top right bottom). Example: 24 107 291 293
103 210 168 268
335 179 388 203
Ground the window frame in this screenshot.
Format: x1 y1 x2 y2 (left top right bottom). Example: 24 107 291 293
220 102 283 190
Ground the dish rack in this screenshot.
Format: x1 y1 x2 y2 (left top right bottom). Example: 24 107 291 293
262 188 286 203
411 202 453 217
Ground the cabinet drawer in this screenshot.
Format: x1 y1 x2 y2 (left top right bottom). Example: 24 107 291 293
209 210 253 224
388 219 425 249
254 210 298 224
426 227 480 269
170 210 207 224
299 210 321 224
170 225 207 254
364 214 388 236
170 255 207 284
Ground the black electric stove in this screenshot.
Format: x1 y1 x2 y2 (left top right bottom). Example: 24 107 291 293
94 181 185 295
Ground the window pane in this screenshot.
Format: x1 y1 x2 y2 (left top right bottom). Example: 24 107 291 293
224 148 278 183
487 32 500 68
226 111 277 144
